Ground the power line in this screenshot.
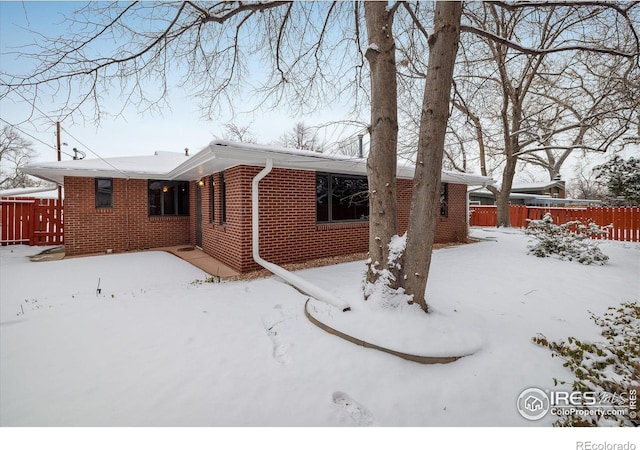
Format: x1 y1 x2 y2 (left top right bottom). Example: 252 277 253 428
8 90 126 173
0 116 63 153
60 126 128 176
1 117 90 161
0 117 55 150
5 92 83 159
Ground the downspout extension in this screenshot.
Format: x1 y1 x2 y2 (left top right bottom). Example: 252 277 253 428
252 159 350 312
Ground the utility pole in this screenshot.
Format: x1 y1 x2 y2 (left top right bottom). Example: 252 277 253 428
56 121 62 201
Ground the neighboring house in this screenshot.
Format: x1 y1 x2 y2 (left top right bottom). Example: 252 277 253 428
22 141 493 273
511 179 566 198
469 178 599 207
469 189 540 206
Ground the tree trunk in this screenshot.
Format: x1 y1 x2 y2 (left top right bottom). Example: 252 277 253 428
494 188 511 227
494 154 517 227
363 2 400 291
402 2 463 312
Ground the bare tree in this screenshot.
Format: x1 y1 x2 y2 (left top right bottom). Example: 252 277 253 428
515 51 638 181
0 2 363 122
397 3 638 202
0 125 39 189
453 2 639 226
216 122 257 143
566 161 607 201
279 121 323 152
332 133 366 157
402 2 463 311
362 1 401 292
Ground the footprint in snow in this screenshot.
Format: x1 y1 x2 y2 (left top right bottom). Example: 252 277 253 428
332 391 374 426
261 304 292 365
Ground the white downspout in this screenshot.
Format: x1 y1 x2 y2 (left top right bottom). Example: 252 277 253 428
252 159 350 312
467 183 488 228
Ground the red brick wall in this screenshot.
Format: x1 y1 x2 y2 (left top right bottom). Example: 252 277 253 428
196 166 468 273
64 177 190 256
199 169 254 272
435 182 468 243
64 170 468 268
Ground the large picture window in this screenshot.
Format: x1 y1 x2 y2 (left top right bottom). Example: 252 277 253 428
316 173 369 222
148 180 189 216
95 178 113 208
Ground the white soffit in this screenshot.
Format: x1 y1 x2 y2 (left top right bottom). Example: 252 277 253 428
22 140 495 187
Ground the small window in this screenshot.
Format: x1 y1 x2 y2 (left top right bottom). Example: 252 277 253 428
220 171 227 224
440 183 448 217
148 180 189 216
316 173 369 223
95 178 113 208
210 175 215 223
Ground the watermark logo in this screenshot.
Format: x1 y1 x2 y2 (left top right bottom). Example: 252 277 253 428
517 387 636 421
576 442 637 450
517 387 550 420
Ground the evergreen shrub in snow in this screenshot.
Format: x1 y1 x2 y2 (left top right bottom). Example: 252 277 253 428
525 213 610 265
533 302 640 427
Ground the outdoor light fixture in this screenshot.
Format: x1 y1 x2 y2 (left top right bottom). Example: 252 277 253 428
162 185 168 193
198 179 205 187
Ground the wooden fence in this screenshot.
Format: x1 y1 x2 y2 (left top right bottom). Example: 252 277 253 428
469 205 640 242
1 197 64 246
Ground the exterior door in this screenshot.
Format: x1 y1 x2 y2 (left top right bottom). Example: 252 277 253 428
195 183 203 248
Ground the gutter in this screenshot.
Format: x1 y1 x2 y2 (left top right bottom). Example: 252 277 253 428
252 158 351 312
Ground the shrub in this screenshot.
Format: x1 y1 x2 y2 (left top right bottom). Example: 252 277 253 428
533 302 640 427
525 213 610 265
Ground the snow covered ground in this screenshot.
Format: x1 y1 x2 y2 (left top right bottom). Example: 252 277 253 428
1 228 638 447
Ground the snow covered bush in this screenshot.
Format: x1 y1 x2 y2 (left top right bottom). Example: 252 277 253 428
525 213 610 265
533 301 640 427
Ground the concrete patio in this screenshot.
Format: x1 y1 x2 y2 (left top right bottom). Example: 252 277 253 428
155 245 240 278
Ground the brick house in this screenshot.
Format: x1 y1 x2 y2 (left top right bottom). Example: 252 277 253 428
22 141 492 273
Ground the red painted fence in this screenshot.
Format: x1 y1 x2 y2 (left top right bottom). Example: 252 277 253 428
469 205 640 242
1 197 64 246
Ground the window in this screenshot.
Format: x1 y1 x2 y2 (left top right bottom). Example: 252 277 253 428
316 173 369 222
95 178 113 208
210 175 215 222
148 180 189 216
440 183 448 217
220 171 227 224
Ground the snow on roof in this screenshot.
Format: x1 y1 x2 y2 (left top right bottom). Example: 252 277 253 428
469 189 601 205
21 152 189 185
468 189 543 200
0 186 60 199
22 141 495 186
510 180 565 191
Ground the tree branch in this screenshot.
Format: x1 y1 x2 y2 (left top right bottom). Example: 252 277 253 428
402 2 431 41
460 24 638 59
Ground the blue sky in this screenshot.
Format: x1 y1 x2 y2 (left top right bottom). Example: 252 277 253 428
0 1 358 163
